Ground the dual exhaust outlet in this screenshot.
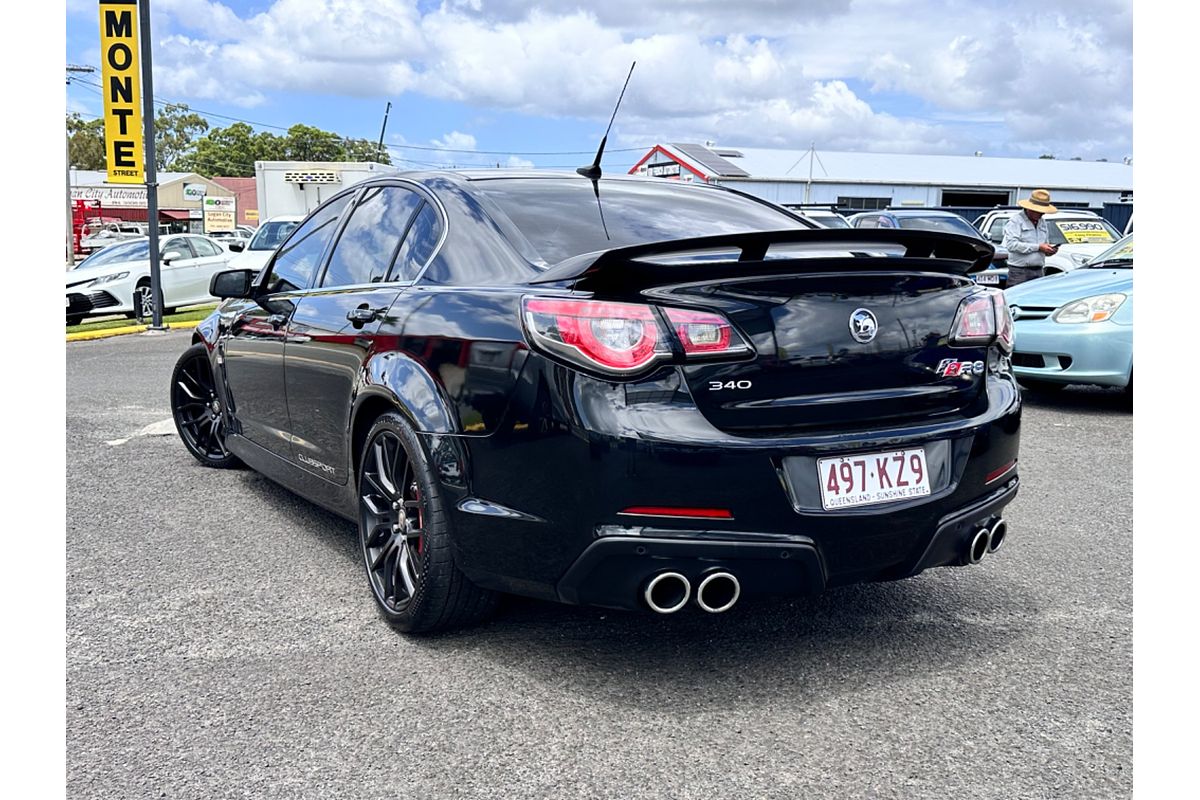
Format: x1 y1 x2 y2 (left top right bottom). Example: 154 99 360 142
643 570 740 614
966 517 1008 565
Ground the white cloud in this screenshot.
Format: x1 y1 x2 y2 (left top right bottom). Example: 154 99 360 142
67 0 1133 159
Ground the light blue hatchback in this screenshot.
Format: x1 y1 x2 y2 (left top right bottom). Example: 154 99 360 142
1004 235 1133 392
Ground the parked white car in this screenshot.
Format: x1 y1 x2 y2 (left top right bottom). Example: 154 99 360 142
226 215 304 274
65 234 233 325
975 209 1121 275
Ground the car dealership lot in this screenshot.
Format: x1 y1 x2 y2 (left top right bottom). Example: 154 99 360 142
67 332 1131 799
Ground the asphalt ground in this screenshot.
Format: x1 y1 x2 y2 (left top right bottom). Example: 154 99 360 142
66 331 1132 799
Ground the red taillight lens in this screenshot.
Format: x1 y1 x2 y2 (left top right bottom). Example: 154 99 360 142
992 291 1013 353
951 291 998 346
522 297 751 376
662 307 735 354
523 298 672 374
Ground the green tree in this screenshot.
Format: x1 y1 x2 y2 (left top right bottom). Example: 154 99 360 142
66 113 106 170
344 138 392 164
282 124 347 161
182 122 273 177
155 103 209 171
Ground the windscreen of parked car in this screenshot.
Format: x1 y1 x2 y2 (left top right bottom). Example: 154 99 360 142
248 220 300 251
1047 218 1118 246
1085 235 1133 268
808 212 851 229
475 179 805 265
895 215 982 238
72 239 149 269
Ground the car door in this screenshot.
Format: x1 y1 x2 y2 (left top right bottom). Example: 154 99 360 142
157 236 199 308
220 194 353 460
184 235 230 304
283 183 426 484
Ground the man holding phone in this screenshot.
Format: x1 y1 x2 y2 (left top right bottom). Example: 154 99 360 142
1002 189 1059 286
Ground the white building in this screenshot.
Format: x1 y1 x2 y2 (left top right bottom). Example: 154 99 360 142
629 143 1133 212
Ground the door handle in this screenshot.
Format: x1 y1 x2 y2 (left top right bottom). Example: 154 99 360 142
346 306 385 324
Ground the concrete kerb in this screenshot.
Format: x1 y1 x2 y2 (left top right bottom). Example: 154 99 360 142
66 320 201 343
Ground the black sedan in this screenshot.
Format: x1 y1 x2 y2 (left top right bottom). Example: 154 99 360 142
172 171 1021 633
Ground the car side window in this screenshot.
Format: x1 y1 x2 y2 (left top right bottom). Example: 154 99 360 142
190 237 222 257
389 203 444 282
321 186 423 287
266 195 352 294
163 238 195 259
856 215 878 229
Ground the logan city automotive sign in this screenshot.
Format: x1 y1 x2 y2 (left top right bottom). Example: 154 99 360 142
98 0 144 184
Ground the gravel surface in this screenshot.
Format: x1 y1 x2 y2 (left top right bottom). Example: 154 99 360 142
66 331 1132 799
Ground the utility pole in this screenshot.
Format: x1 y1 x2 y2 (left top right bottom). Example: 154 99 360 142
377 101 392 163
65 64 96 268
138 0 165 330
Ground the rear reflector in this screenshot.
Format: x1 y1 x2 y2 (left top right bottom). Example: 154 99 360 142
619 506 734 520
985 459 1017 484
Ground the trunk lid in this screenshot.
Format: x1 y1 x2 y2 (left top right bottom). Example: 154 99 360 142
533 229 995 433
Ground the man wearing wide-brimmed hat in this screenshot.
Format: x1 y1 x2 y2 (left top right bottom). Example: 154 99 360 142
1002 189 1059 286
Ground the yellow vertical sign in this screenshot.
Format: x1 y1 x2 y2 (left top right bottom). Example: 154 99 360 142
98 0 144 184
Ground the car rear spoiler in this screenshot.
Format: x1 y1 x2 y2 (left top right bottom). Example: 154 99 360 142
530 228 995 292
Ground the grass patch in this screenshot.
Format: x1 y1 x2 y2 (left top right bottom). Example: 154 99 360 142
67 305 218 334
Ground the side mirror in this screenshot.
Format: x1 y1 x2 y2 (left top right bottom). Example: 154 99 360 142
162 249 186 265
228 242 245 252
210 268 257 299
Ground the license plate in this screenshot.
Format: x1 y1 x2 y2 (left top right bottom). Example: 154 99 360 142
817 448 931 510
974 273 1001 284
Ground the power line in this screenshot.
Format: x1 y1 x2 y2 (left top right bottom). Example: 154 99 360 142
66 73 653 158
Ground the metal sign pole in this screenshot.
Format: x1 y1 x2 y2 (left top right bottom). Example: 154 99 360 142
138 0 164 330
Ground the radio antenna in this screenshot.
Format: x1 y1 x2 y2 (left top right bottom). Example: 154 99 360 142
577 61 636 181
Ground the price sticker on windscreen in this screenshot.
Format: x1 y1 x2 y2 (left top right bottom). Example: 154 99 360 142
1056 221 1115 244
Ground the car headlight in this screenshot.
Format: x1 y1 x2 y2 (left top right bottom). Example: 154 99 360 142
1052 293 1127 324
1069 252 1091 266
90 272 130 285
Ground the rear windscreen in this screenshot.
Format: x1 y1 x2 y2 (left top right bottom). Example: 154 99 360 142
476 179 807 265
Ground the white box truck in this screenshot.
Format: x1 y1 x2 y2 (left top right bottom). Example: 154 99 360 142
254 161 400 220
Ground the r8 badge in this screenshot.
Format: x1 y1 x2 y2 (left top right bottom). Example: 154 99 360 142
936 358 985 377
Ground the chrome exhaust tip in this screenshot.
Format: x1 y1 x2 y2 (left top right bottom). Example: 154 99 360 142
967 527 992 565
988 518 1008 553
695 571 741 613
643 572 691 614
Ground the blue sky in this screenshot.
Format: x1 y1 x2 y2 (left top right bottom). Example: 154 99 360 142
65 0 1133 171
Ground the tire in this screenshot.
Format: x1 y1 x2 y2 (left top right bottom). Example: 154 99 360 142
170 343 241 469
134 283 154 320
1018 378 1066 393
358 412 497 633
67 315 84 327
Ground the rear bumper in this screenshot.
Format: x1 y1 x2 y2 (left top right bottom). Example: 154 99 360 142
431 361 1023 606
555 477 1018 610
1011 318 1132 387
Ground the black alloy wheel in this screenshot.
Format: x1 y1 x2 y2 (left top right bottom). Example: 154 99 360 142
357 413 497 633
360 429 426 612
170 343 241 468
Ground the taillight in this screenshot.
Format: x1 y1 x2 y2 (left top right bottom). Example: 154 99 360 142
523 298 671 374
950 290 999 346
522 297 750 377
992 291 1013 353
663 308 736 355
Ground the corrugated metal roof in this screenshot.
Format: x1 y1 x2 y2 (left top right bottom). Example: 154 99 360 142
664 144 1131 190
